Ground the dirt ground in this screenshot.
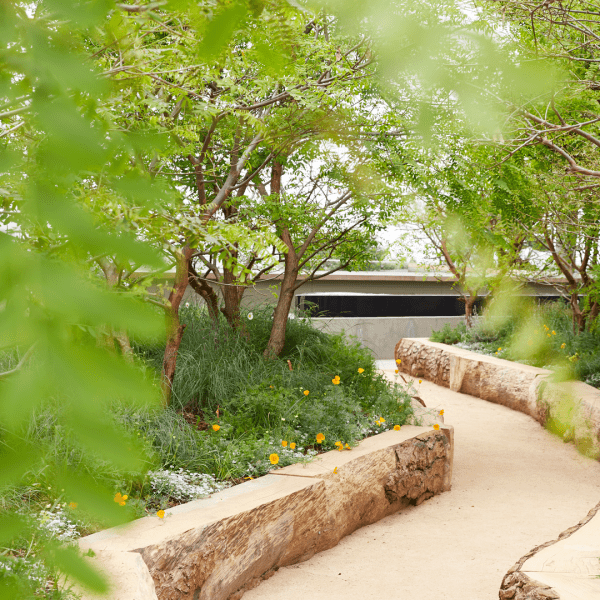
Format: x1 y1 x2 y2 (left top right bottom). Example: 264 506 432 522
243 372 600 600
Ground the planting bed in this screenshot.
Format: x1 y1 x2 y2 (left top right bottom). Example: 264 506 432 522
77 424 453 600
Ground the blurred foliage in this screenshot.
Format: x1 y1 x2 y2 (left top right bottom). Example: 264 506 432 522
431 300 600 389
1 0 592 597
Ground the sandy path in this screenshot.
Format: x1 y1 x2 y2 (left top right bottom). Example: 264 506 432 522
244 372 600 600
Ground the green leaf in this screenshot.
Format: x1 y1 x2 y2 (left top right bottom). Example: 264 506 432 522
197 2 249 62
0 439 41 488
55 470 134 528
0 515 28 546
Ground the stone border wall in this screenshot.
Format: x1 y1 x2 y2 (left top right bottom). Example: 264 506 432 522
394 337 600 600
78 425 453 600
499 500 600 600
395 337 600 455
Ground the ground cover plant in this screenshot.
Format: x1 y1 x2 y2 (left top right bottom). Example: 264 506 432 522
0 309 412 598
431 301 600 388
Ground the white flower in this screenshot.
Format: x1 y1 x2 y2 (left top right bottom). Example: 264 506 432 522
247 312 253 320
185 302 190 308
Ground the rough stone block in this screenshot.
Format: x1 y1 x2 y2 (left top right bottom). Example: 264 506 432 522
77 426 453 600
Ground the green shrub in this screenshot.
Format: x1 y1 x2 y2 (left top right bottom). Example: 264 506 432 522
430 321 466 345
436 301 600 389
128 305 414 474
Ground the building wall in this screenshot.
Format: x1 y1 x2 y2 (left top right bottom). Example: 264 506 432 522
309 316 465 359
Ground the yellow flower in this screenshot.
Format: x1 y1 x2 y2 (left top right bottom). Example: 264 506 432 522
114 493 127 506
304 390 310 396
393 425 401 431
157 510 165 519
212 424 220 431
345 443 351 449
68 502 77 509
394 369 398 374
439 409 444 416
433 424 440 431
333 467 338 474
316 433 325 443
395 359 401 364
290 442 296 450
282 440 288 447
358 368 364 373
269 453 279 465
335 441 343 447
547 333 551 338
270 385 273 389
497 347 502 352
561 343 566 349
332 375 340 385
552 330 556 335
380 417 385 423
418 379 422 384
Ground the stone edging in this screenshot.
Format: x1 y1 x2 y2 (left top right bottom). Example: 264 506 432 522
77 425 454 600
394 337 600 456
394 337 600 600
499 500 600 600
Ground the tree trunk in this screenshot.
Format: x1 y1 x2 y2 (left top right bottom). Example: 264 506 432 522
162 246 193 406
96 258 134 362
220 266 246 329
464 295 476 329
264 227 298 359
570 292 586 334
114 331 134 362
188 262 220 325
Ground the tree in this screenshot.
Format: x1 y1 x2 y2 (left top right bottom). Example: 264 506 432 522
257 147 392 356
91 2 380 369
480 0 600 178
392 136 538 326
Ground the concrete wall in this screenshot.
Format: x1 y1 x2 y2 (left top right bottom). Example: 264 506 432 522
310 316 465 359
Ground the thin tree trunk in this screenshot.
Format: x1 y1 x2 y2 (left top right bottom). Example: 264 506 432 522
464 295 476 329
220 266 246 329
96 258 134 362
264 227 298 358
162 246 193 406
570 292 586 334
114 331 134 362
188 262 220 325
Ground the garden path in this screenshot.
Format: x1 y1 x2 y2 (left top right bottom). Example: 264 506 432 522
243 365 600 600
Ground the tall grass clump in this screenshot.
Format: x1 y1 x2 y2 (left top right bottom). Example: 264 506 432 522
130 304 413 472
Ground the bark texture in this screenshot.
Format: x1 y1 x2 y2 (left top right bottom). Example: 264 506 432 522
162 246 194 405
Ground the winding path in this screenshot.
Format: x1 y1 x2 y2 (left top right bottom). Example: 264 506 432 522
243 370 600 600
